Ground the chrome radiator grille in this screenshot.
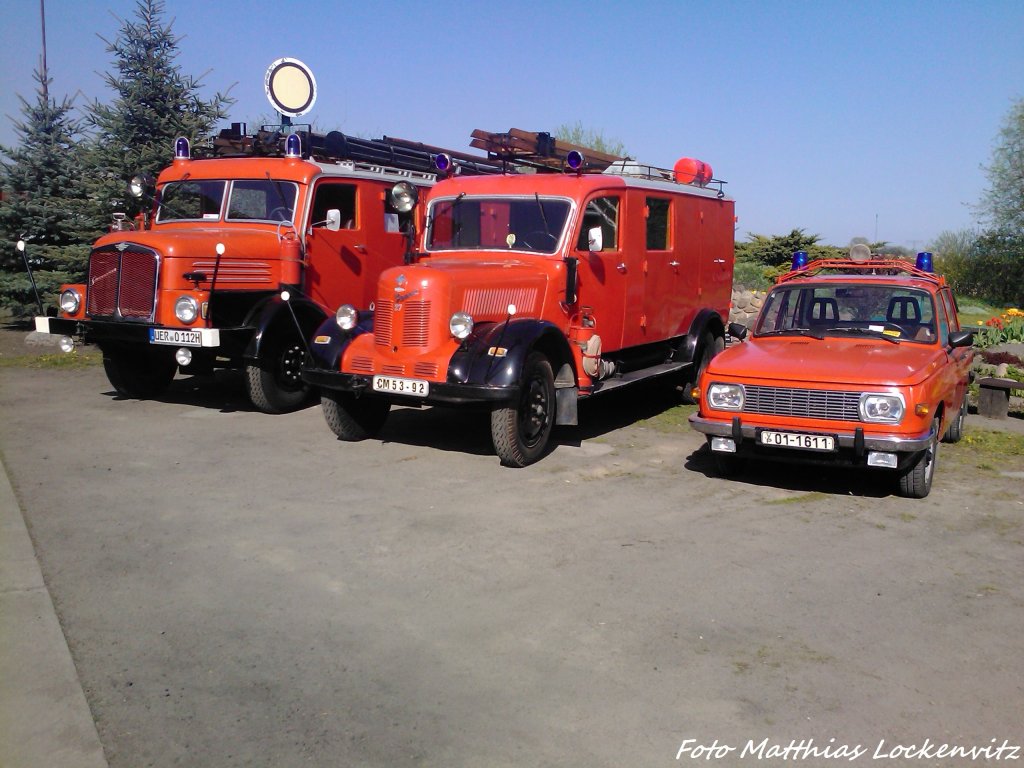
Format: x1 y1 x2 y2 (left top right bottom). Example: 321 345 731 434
743 385 861 421
86 245 158 320
373 298 432 350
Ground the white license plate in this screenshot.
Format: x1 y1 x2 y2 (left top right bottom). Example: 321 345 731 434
372 375 429 397
149 328 202 347
759 430 836 452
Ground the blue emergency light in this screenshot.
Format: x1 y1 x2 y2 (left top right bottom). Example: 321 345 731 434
285 133 302 158
434 153 453 175
916 252 933 272
174 137 190 159
567 150 585 172
791 250 809 270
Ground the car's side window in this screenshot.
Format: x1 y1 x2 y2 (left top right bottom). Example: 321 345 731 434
576 196 619 251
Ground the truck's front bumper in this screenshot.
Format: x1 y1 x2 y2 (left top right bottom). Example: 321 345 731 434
302 366 519 407
34 316 223 348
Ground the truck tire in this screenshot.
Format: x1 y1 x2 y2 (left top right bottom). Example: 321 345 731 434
245 328 311 414
321 390 390 440
491 351 555 467
942 397 966 443
102 344 177 398
682 331 724 404
897 418 939 499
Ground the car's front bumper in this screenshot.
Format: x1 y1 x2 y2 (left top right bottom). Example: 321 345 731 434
302 366 519 407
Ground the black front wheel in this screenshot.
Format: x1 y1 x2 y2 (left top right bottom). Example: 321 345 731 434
245 329 312 414
321 390 390 441
897 418 939 499
102 344 177 398
491 352 556 467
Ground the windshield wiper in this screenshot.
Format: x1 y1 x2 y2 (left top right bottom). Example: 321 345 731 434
825 326 901 344
756 328 826 340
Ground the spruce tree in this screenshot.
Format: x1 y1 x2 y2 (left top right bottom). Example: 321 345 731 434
85 0 232 219
0 69 96 319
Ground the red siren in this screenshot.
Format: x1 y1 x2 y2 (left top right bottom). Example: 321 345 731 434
674 157 713 186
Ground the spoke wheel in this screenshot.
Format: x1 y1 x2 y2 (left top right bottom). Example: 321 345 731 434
491 352 555 467
246 330 311 414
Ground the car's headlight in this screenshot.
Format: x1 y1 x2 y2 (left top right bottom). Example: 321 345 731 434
174 295 199 323
707 383 744 411
860 393 905 423
449 311 473 340
335 304 358 331
59 288 81 315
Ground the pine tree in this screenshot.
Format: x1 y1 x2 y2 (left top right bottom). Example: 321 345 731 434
0 69 96 319
85 0 232 219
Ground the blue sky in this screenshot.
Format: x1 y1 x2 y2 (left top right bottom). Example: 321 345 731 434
2 0 1022 250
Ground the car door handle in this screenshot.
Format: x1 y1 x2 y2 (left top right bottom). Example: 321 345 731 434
669 260 680 268
713 259 726 264
617 262 627 272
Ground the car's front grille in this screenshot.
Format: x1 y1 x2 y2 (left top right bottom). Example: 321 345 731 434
743 385 861 421
374 297 431 350
87 244 158 320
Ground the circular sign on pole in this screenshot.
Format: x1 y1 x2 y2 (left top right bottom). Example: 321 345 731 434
264 58 317 118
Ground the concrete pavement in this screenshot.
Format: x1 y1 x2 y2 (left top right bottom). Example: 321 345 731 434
0 455 108 768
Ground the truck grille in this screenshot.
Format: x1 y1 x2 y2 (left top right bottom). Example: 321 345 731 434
743 385 862 421
87 245 158 320
374 298 432 350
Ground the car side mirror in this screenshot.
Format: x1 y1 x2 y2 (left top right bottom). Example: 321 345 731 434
325 209 341 232
947 329 973 349
587 226 603 252
728 322 748 341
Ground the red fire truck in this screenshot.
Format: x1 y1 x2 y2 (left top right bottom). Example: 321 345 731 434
303 130 735 466
33 127 501 412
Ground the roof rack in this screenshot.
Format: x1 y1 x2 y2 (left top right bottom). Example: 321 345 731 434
469 127 625 172
206 123 506 177
778 258 946 286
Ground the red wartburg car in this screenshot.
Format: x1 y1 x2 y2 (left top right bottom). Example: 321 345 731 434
689 252 974 498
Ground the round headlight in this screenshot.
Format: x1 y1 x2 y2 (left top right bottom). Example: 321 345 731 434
449 312 474 340
335 304 358 331
59 288 81 315
707 383 745 411
128 174 154 199
174 295 199 324
389 182 418 213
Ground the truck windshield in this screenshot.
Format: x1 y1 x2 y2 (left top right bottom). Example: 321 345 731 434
426 196 571 254
755 283 938 343
157 179 298 223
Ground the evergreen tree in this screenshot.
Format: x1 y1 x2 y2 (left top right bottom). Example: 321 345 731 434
0 69 96 319
85 0 232 219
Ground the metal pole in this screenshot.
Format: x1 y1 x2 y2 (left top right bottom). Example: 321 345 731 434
17 240 45 316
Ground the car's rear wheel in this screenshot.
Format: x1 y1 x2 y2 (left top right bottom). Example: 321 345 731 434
942 396 967 443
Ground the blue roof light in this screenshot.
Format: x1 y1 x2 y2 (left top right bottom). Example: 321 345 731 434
792 250 809 270
566 150 585 172
916 252 933 272
434 153 453 175
174 137 190 159
285 133 302 158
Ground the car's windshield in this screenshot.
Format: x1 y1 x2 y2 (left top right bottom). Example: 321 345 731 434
158 179 297 223
755 283 938 343
426 195 571 254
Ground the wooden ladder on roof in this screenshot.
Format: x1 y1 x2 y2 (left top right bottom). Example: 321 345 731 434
469 128 625 172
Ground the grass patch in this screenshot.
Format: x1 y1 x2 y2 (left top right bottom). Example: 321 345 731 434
638 403 698 432
0 350 101 369
952 428 1024 458
766 492 829 505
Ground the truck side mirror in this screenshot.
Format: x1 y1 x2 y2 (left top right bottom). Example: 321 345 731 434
728 322 748 341
587 226 603 252
947 329 973 349
325 209 341 232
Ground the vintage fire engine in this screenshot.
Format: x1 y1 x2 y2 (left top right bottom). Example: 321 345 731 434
689 249 975 498
303 129 735 466
34 126 501 412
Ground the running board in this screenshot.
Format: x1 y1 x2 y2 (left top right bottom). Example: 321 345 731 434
589 361 690 395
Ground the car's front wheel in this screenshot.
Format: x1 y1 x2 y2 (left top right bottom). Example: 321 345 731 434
897 418 940 498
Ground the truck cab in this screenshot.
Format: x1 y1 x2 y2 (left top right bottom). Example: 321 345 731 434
33 129 496 412
304 146 735 465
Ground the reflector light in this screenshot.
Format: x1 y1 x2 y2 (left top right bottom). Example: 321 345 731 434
175 137 190 159
674 157 713 186
566 150 585 171
792 250 809 270
285 133 302 158
916 251 933 272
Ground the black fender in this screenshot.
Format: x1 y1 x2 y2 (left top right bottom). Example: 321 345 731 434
242 294 328 362
448 318 576 389
673 309 726 364
305 311 374 371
